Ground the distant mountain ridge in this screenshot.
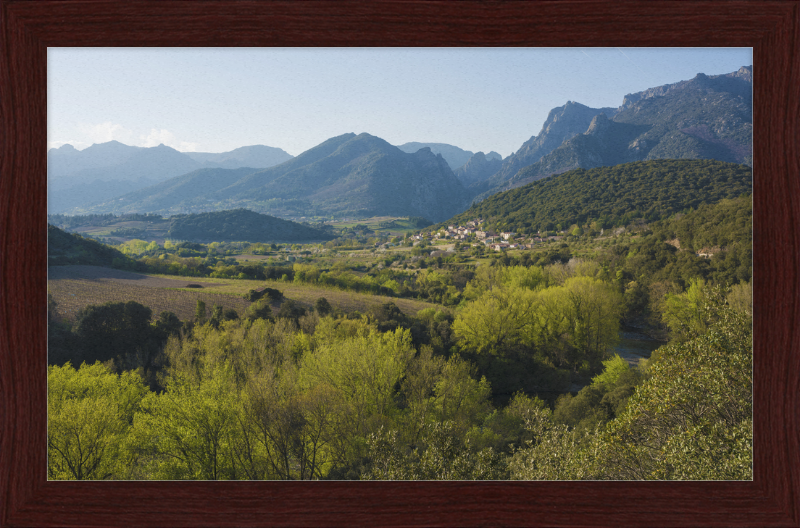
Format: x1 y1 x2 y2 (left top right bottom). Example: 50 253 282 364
472 101 619 195
396 142 481 171
48 141 293 214
453 152 504 186
183 145 293 169
79 133 471 223
477 66 753 199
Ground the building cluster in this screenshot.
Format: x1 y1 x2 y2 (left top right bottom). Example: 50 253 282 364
411 219 564 252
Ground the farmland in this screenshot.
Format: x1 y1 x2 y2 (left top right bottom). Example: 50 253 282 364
48 264 439 323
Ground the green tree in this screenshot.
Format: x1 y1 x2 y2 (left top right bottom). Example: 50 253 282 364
453 286 540 356
48 362 149 480
73 301 158 368
595 288 752 479
559 276 623 369
314 297 332 316
661 278 710 340
363 421 505 480
245 299 273 322
132 364 246 480
299 328 415 470
508 407 593 480
195 300 207 324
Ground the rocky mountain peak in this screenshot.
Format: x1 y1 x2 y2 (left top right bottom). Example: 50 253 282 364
586 113 612 135
454 150 503 187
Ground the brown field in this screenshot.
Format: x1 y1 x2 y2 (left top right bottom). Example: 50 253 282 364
48 265 441 323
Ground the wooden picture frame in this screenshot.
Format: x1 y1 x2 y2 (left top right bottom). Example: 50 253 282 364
1 1 797 526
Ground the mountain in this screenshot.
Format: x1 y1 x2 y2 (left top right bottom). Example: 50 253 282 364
48 142 293 214
440 159 752 234
395 142 476 171
471 101 619 195
48 141 144 184
48 144 204 213
167 209 333 243
479 66 753 198
453 152 504 186
183 145 293 169
80 133 471 223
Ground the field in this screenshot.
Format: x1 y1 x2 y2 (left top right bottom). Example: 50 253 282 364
48 265 440 323
71 219 172 244
328 216 425 236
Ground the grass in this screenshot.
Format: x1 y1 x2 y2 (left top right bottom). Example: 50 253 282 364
49 268 441 324
162 275 440 315
48 278 252 323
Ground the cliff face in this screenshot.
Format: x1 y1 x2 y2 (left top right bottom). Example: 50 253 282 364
453 152 503 186
474 66 753 200
621 65 752 108
471 101 618 195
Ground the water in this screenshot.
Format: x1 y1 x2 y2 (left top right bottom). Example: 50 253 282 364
614 324 665 366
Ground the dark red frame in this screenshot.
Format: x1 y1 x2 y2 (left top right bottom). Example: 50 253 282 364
1 1 798 526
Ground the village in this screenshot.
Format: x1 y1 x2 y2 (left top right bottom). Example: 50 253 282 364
410 219 564 252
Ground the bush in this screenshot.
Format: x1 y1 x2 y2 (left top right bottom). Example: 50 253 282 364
314 297 332 316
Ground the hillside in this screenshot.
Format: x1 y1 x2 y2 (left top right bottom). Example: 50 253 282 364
48 224 129 266
481 67 752 197
167 209 334 243
81 133 471 222
440 159 752 233
651 195 752 252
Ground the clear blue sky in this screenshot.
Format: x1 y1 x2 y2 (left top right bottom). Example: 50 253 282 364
48 47 752 158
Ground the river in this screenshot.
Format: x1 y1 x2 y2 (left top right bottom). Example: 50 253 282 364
614 324 665 367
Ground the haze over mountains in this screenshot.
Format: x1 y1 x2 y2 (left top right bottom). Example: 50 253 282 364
48 142 293 213
77 133 471 223
395 142 502 172
52 66 752 223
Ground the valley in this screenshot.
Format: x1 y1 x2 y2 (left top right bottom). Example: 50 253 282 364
47 64 753 482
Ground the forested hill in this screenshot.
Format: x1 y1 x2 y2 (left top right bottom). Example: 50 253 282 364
651 194 752 253
441 159 752 233
48 224 128 266
167 209 334 243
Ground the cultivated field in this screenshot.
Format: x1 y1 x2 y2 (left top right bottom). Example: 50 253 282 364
48 265 440 323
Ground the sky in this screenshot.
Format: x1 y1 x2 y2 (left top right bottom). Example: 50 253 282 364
48 47 752 158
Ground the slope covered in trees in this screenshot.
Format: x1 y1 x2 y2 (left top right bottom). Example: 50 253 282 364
650 195 752 252
48 224 131 267
167 209 334 243
445 159 751 234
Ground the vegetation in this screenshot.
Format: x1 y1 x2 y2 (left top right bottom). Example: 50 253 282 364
47 163 752 481
167 209 333 243
448 159 751 234
48 224 134 267
47 282 751 480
